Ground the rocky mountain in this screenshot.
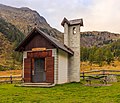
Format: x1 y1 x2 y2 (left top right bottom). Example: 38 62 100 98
1 4 120 48
80 31 120 47
0 4 120 70
0 4 63 42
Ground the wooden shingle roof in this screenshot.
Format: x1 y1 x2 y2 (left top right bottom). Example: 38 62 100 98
15 28 74 55
61 17 83 26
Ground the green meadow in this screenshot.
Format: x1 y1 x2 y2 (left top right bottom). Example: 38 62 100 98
0 82 120 103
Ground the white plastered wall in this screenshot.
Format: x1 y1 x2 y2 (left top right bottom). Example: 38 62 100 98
22 51 27 78
51 49 58 84
57 49 68 84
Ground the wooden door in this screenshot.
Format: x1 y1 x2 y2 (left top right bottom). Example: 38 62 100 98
32 58 46 83
24 58 32 82
45 57 54 83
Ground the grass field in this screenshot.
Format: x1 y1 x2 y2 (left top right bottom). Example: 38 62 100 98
0 82 120 103
0 61 120 103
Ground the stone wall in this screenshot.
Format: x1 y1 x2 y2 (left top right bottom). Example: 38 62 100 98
64 22 80 82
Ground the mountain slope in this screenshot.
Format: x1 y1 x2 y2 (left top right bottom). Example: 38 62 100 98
0 4 63 42
0 17 24 44
0 17 24 70
1 4 120 48
0 32 13 68
1 4 120 70
81 31 120 47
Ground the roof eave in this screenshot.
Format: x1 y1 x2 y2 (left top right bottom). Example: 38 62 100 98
61 17 70 27
61 18 83 27
15 27 37 52
59 48 74 55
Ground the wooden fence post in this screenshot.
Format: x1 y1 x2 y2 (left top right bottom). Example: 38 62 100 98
82 71 85 80
10 75 12 84
102 70 105 75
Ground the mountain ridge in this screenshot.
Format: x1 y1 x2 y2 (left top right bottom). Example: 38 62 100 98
80 31 120 47
0 3 63 42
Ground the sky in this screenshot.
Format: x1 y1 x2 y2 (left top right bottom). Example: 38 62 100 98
0 0 120 33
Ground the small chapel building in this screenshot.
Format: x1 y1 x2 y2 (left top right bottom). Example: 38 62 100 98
15 18 83 85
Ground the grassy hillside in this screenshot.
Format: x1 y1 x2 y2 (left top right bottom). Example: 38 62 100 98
0 18 24 70
0 17 24 43
0 32 13 68
0 70 22 76
81 61 120 72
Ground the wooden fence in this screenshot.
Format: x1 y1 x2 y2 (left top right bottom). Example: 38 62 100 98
0 75 22 84
80 70 120 80
1 70 120 83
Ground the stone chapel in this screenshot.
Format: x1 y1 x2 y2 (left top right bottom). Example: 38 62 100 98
15 17 83 86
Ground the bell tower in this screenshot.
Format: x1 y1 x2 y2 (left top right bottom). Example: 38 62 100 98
61 18 83 82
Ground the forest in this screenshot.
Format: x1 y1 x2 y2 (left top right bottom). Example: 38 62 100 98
81 39 120 66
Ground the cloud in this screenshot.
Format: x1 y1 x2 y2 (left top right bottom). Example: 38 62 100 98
83 0 120 33
0 0 120 33
0 0 28 7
